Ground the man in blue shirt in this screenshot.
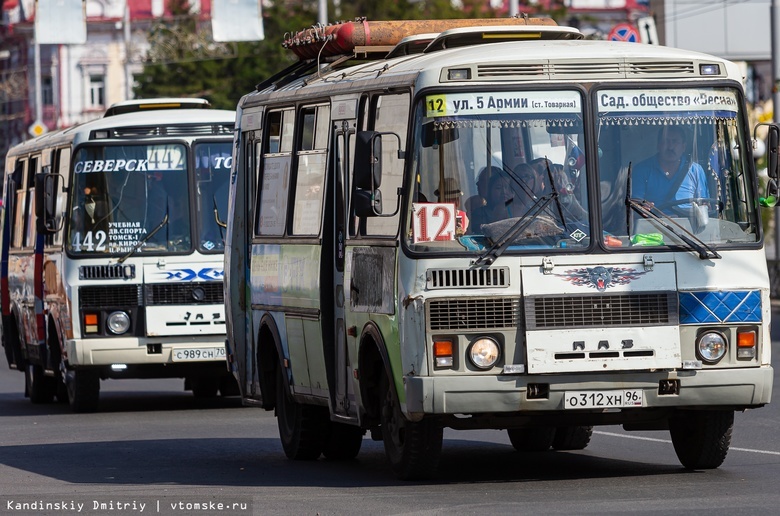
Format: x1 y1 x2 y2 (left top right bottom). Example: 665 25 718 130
632 125 709 212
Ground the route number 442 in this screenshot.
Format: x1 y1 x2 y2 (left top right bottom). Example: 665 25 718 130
412 203 456 243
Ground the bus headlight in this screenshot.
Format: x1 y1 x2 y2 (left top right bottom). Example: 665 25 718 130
107 311 131 335
468 337 501 370
697 331 727 363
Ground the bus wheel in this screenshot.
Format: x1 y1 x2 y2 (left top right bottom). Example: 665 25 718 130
66 369 100 413
322 422 363 460
380 374 442 480
507 427 555 452
275 368 325 460
25 364 56 403
552 426 593 451
670 410 733 469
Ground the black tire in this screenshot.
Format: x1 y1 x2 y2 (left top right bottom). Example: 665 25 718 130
66 369 100 413
380 374 442 480
275 368 326 460
25 364 56 404
507 427 556 452
669 410 733 470
191 377 220 398
322 422 364 460
552 426 593 451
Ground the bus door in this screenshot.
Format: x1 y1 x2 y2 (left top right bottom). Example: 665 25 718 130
341 92 409 415
11 155 46 362
229 108 262 397
329 95 359 420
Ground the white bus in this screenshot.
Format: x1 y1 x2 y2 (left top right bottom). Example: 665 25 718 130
225 19 776 479
2 98 237 412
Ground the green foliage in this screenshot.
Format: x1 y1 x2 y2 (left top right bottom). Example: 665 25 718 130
132 0 516 109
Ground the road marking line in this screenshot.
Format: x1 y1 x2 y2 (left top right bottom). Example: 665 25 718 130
594 430 780 456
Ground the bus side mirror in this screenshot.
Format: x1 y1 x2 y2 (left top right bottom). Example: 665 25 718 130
353 188 383 217
768 124 780 180
34 172 61 234
354 131 382 189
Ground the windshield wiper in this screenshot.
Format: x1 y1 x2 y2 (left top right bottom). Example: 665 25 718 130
542 157 568 230
117 213 170 264
625 198 720 260
474 194 557 266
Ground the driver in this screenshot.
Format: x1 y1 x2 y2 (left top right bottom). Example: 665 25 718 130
631 125 709 211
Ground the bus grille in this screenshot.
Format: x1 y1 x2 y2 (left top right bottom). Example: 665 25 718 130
145 282 224 305
476 59 697 81
109 124 234 138
526 293 677 329
427 267 509 289
428 297 520 330
79 285 142 307
79 264 135 280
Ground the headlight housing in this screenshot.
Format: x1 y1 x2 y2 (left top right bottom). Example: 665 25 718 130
106 311 131 335
697 331 727 364
468 337 501 370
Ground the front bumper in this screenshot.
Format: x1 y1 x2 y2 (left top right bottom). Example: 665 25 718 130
404 367 773 418
65 335 227 367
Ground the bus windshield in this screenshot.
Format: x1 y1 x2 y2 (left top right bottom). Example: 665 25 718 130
407 90 590 253
194 141 232 253
67 143 190 255
597 86 759 248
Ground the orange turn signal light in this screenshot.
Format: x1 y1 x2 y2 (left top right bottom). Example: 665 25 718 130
737 330 756 348
433 340 453 357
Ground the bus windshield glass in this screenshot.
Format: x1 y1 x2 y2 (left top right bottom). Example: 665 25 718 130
597 87 759 248
67 143 190 255
194 141 232 253
407 90 590 253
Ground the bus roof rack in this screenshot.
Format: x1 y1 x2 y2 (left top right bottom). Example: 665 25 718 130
385 33 439 59
422 25 583 53
282 17 559 61
104 98 211 117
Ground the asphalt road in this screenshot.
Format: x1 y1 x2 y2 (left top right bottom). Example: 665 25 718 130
2 318 780 515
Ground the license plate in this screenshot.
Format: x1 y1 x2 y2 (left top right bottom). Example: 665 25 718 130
172 347 226 362
564 389 643 409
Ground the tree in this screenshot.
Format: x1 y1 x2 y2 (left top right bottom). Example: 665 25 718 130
134 0 510 109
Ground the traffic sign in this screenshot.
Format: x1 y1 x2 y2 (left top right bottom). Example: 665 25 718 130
636 16 658 45
28 121 47 138
608 23 640 43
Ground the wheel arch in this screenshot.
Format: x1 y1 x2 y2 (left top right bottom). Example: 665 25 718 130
357 322 395 427
256 313 285 411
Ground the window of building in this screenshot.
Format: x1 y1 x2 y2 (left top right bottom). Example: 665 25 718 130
89 75 105 108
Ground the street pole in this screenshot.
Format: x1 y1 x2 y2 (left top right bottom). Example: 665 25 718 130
34 33 43 127
318 0 327 25
124 4 132 100
509 0 519 17
773 0 780 259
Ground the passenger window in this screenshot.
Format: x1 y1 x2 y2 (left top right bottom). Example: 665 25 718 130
256 108 294 236
10 159 26 249
50 148 71 247
23 156 39 248
292 104 330 235
361 93 409 237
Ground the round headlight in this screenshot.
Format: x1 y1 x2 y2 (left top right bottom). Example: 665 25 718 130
107 311 131 335
697 331 727 363
468 337 501 370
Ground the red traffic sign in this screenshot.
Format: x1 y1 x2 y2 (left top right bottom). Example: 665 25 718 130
608 23 640 43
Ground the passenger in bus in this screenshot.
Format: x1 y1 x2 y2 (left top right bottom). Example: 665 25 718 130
72 184 109 235
631 125 709 212
463 166 491 215
545 162 588 221
469 170 525 231
434 177 469 233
